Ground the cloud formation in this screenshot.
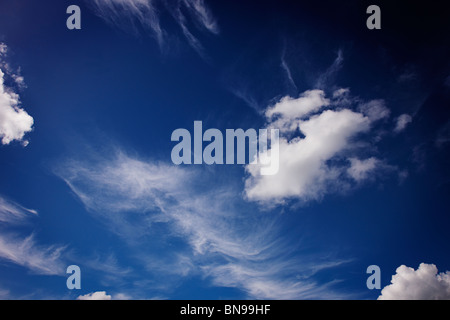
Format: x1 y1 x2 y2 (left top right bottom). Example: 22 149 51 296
394 114 412 133
0 195 38 224
0 233 66 275
0 195 65 275
347 157 380 182
378 263 450 300
55 149 348 299
77 291 112 300
0 43 34 146
88 0 218 55
245 88 390 203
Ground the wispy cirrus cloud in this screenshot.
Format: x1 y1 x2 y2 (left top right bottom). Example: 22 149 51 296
54 148 350 299
0 233 66 276
0 195 37 225
0 195 66 276
315 49 344 90
87 0 219 56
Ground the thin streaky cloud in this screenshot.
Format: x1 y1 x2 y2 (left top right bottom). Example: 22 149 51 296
88 0 219 55
0 195 38 225
315 49 343 89
0 233 66 276
280 43 298 92
55 148 351 299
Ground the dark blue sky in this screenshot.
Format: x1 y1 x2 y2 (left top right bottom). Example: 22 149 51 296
0 0 449 300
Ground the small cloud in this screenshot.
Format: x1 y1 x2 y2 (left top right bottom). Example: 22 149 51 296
394 114 412 133
378 263 450 300
397 67 418 83
347 157 379 182
435 120 450 148
0 195 38 224
77 291 112 300
397 169 409 184
358 99 390 122
0 43 7 55
113 293 132 300
445 75 450 88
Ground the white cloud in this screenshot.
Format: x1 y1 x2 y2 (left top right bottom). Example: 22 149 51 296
347 157 380 182
265 90 330 132
244 88 395 203
358 99 390 122
0 233 66 275
0 68 34 146
378 263 450 300
55 149 348 299
0 43 33 146
280 44 297 91
77 291 112 300
0 195 38 224
246 98 371 202
89 0 218 54
181 0 219 34
0 194 65 276
394 114 412 133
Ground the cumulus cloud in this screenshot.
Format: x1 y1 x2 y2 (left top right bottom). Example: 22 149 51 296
394 114 412 133
77 291 112 300
0 69 34 146
265 89 330 132
245 88 391 203
0 43 34 146
246 108 370 202
378 263 450 300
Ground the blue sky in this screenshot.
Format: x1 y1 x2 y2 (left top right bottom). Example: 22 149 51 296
0 0 449 300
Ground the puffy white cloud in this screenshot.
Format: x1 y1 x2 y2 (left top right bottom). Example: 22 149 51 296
265 90 330 131
246 91 375 202
0 69 34 145
244 88 394 203
0 44 34 146
77 291 112 300
378 263 450 300
394 114 412 133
